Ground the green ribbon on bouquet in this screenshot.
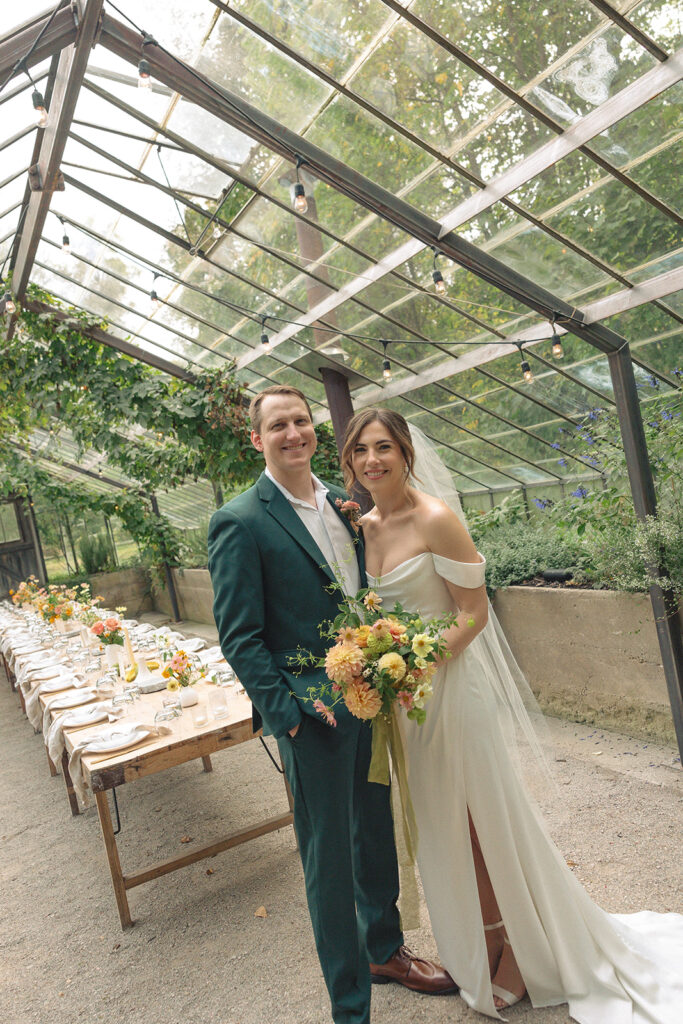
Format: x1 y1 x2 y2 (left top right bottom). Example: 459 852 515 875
368 710 421 930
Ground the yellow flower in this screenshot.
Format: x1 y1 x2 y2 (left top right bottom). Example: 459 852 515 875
166 678 180 692
363 591 382 611
377 652 407 683
344 679 382 720
413 680 432 709
414 656 428 671
325 643 365 685
355 625 372 648
412 633 434 657
338 626 357 644
162 667 171 679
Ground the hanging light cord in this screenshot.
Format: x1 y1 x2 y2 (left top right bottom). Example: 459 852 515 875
0 1 63 96
155 145 193 245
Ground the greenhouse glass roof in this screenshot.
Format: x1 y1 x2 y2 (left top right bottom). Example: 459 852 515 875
0 0 681 510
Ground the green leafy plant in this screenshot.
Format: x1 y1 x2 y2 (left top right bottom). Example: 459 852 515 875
78 531 116 575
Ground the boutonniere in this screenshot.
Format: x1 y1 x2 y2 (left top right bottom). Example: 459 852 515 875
335 498 362 530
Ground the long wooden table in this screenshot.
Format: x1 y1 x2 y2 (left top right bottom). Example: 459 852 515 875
48 680 295 928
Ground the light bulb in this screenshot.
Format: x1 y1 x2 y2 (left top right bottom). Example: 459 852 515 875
551 333 564 359
382 358 392 382
4 292 16 314
432 268 446 295
261 331 271 353
293 182 308 214
32 89 48 127
212 225 222 239
150 289 160 308
61 233 71 254
521 359 533 382
138 58 152 88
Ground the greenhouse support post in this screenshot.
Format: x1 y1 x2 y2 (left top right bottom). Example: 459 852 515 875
150 494 180 623
608 344 683 762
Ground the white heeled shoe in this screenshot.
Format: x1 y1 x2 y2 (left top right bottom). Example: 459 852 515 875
492 937 526 1010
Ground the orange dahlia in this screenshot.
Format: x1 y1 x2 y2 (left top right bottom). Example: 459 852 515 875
344 679 382 720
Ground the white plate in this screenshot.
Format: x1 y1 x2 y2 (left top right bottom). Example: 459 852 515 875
40 676 77 693
49 689 97 710
61 705 110 728
83 724 150 754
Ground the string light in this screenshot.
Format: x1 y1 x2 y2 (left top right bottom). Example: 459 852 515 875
138 58 152 88
432 248 446 296
150 273 161 309
1 278 16 314
382 341 392 383
293 156 308 215
517 343 534 382
58 217 70 254
138 33 155 89
551 319 564 359
32 87 48 127
261 316 271 352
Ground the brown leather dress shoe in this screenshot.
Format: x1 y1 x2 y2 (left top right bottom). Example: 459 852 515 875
370 945 458 995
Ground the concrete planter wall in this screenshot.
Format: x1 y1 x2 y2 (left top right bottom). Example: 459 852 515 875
90 567 153 618
153 568 214 624
492 586 679 744
152 571 677 743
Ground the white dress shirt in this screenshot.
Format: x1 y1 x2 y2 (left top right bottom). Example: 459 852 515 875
265 469 360 597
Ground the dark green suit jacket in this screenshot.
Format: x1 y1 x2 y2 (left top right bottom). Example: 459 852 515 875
208 472 365 739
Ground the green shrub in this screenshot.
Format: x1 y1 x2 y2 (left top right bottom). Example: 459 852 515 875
477 521 591 593
79 531 116 575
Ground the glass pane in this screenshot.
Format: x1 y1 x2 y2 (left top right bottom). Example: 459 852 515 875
0 503 21 544
544 179 682 274
409 0 605 89
630 0 682 52
227 0 394 80
200 15 332 131
306 94 433 194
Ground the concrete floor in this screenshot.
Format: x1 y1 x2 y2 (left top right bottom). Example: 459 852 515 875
1 663 680 1024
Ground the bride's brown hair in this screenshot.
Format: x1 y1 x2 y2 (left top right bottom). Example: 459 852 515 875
341 408 416 494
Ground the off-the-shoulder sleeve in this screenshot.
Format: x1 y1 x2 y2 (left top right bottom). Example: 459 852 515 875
433 552 486 588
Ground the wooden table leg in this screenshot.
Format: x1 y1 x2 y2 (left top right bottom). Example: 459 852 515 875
95 790 133 930
201 755 213 773
61 750 81 817
46 747 57 777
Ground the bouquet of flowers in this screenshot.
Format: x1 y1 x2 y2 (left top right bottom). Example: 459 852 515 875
291 586 459 866
162 650 205 691
292 587 457 730
91 617 124 646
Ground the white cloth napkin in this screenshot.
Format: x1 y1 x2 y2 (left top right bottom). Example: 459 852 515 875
68 723 172 806
46 702 125 768
198 646 226 665
41 689 97 737
24 674 81 729
177 637 205 653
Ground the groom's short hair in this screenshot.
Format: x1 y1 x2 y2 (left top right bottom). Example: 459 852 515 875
249 385 313 434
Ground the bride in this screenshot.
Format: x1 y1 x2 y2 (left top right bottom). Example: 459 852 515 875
340 407 683 1023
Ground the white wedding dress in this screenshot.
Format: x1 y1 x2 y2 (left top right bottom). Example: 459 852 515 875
369 550 683 1023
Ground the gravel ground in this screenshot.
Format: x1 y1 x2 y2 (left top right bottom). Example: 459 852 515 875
1 667 681 1024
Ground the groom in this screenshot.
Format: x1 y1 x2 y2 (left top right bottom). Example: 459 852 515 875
208 385 455 1023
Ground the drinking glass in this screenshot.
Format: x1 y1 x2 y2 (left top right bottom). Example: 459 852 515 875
191 702 209 728
208 689 229 720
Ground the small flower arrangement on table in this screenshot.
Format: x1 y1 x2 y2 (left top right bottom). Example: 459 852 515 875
91 617 124 646
10 575 41 608
162 650 205 691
